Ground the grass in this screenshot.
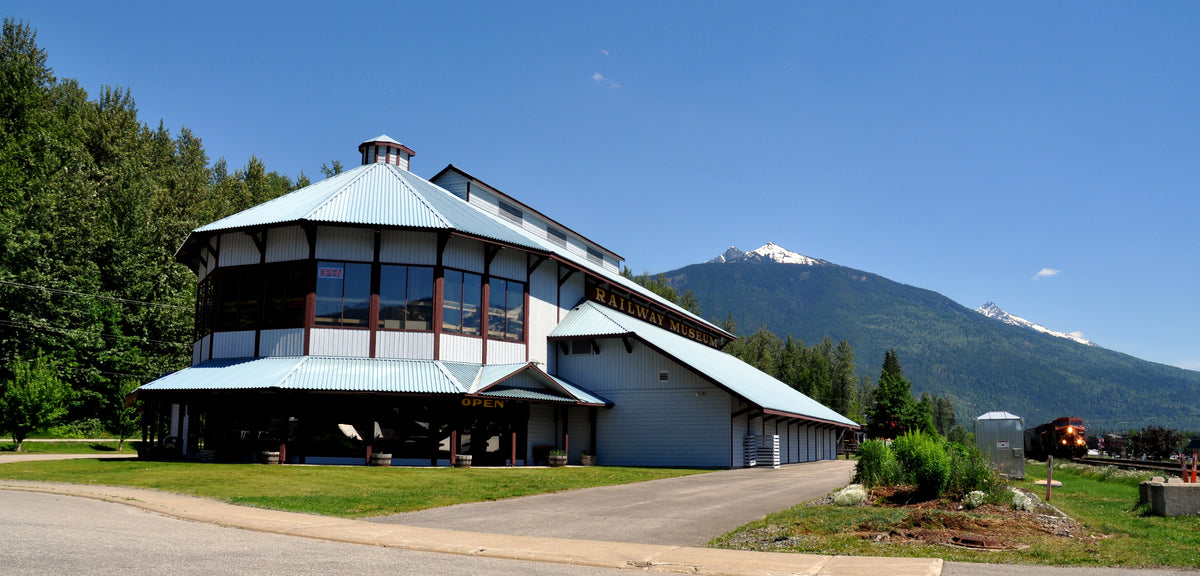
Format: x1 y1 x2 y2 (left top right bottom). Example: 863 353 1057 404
711 461 1200 568
0 441 137 454
0 459 705 518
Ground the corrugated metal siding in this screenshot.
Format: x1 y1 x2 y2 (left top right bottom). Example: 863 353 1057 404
316 226 373 262
192 341 201 365
380 230 436 265
265 225 308 263
220 232 259 267
527 264 557 366
490 247 524 281
556 338 684 392
486 340 525 364
443 236 483 273
731 400 748 468
199 335 211 363
595 387 729 467
259 329 304 356
309 329 370 357
527 404 556 461
566 406 593 464
211 331 254 359
560 273 584 315
375 331 435 360
440 333 482 363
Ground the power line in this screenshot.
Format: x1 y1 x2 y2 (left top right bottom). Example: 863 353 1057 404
0 279 189 310
0 318 190 349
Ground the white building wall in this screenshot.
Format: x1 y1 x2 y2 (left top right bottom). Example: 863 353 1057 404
527 404 556 462
316 227 373 262
559 272 585 317
527 263 557 368
440 333 482 363
490 248 524 281
486 340 525 364
309 329 370 357
265 226 308 262
259 329 304 356
731 407 747 469
211 331 254 359
380 230 436 265
431 171 469 200
557 338 731 467
192 340 202 365
220 233 259 267
565 406 593 464
443 237 484 273
376 332 435 360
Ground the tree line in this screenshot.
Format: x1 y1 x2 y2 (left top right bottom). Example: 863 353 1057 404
0 20 306 442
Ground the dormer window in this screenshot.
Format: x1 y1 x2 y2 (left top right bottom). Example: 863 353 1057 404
499 200 522 225
547 227 567 247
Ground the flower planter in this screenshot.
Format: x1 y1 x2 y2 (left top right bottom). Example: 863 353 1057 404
260 451 281 465
548 455 568 467
368 452 392 466
580 454 596 466
454 454 472 468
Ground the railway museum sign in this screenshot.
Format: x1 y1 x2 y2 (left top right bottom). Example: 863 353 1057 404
588 284 728 349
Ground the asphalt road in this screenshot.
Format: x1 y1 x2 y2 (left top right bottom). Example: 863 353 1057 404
0 490 628 576
370 459 857 545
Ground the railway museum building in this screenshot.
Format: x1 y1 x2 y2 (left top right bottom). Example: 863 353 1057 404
138 135 859 467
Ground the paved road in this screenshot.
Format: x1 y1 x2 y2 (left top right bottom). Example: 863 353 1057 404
370 459 857 545
0 490 628 576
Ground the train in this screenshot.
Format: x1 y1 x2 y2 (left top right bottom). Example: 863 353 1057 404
1023 416 1087 460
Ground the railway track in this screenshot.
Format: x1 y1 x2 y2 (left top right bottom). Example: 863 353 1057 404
1072 456 1188 474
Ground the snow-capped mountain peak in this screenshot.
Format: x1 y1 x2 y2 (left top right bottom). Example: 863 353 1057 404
976 302 1095 347
708 243 827 266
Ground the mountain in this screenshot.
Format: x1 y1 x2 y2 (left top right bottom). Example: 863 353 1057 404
663 244 1200 431
976 302 1094 347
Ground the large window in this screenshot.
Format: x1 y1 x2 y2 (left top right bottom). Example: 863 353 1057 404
442 270 481 335
488 278 525 341
379 265 434 331
194 277 214 339
314 261 371 327
263 261 308 329
216 265 261 331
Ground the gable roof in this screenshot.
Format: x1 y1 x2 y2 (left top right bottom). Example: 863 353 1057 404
550 301 859 428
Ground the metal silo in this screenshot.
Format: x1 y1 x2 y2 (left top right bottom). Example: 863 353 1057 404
974 411 1025 479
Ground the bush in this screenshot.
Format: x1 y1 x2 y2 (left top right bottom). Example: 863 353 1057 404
945 441 1000 499
891 431 950 500
855 439 899 488
833 484 867 506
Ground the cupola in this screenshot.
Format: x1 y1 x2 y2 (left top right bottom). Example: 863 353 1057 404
359 134 415 170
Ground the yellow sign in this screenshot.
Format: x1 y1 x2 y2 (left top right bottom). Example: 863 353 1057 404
461 397 505 409
590 286 727 349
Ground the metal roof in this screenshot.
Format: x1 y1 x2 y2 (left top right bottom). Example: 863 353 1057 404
179 153 728 337
139 356 605 405
551 302 859 428
975 411 1023 421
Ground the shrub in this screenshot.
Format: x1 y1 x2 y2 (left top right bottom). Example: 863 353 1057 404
964 490 986 509
944 441 1000 499
833 484 867 506
891 431 950 500
855 439 899 489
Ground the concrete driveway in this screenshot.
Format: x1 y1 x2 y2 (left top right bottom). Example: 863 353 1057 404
370 459 857 546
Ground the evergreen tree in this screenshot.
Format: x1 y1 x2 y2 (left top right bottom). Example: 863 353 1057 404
867 349 917 439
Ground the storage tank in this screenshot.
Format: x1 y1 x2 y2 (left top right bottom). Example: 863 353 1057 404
974 411 1025 479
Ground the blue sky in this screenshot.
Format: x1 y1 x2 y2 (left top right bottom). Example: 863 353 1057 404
11 2 1199 370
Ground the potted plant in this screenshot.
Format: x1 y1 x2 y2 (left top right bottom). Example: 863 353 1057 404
454 454 472 468
580 449 596 466
548 449 568 467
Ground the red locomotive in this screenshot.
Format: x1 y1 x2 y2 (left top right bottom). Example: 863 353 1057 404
1024 417 1087 460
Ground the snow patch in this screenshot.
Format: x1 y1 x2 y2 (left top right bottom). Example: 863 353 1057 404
977 302 1095 347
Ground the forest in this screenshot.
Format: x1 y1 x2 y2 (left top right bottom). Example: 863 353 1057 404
0 19 304 433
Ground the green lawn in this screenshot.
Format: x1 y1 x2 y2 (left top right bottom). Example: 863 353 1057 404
712 461 1200 568
0 459 705 518
0 441 137 454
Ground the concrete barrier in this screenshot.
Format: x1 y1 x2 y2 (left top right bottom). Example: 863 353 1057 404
1139 477 1200 516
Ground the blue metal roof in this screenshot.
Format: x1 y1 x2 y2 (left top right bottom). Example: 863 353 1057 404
551 302 859 428
139 356 606 405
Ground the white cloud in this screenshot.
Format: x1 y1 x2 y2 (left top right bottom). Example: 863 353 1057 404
1032 268 1060 280
591 72 620 88
601 50 609 57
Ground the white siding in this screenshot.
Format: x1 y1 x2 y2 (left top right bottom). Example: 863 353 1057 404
380 230 436 265
527 263 557 367
490 248 524 281
440 333 482 363
566 406 593 464
309 329 370 357
376 331 435 360
259 329 304 356
192 340 202 365
265 226 308 262
558 338 731 467
432 171 470 201
443 236 483 273
559 272 585 320
220 233 259 267
486 339 525 364
527 404 556 462
731 408 748 468
211 331 255 359
198 335 211 363
316 227 373 262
